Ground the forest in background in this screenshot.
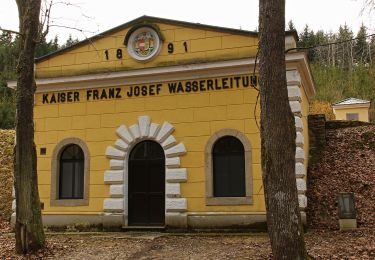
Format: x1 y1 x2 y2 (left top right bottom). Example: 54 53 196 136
0 23 374 128
292 21 375 121
0 34 78 128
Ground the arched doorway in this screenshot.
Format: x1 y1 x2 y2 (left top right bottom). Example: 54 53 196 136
128 140 165 226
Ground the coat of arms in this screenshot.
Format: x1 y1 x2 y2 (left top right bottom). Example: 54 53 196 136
127 27 161 62
133 32 155 57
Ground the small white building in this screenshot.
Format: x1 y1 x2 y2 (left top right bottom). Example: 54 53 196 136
332 98 371 122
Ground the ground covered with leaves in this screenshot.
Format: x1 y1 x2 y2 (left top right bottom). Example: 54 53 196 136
1 220 374 259
0 130 14 221
307 125 375 229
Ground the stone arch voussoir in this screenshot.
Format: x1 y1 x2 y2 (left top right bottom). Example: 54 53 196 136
102 115 188 224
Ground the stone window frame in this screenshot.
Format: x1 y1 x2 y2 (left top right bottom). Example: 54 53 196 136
50 138 90 207
205 129 253 206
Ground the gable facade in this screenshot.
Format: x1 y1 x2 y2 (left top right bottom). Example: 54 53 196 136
9 16 315 229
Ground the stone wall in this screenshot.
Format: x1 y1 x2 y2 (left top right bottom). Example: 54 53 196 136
326 120 373 129
308 116 374 167
308 114 326 166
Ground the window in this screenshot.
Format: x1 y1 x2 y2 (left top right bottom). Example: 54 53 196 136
59 144 84 199
51 138 90 206
346 113 359 121
213 136 245 197
205 129 253 205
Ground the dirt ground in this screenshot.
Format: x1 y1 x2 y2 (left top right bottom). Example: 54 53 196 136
1 221 374 260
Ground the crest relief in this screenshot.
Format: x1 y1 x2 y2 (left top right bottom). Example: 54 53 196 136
127 26 162 62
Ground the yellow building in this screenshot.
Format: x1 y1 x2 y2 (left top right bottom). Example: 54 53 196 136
9 16 315 229
332 98 371 122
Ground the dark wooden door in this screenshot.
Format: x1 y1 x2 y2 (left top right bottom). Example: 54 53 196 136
128 141 165 226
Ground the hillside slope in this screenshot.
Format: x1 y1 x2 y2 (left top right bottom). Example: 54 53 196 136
0 130 14 221
306 125 375 229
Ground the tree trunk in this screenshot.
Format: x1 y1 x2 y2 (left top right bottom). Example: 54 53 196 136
14 0 45 254
258 0 307 259
368 42 372 65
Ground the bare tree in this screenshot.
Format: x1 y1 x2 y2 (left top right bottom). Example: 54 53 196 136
258 0 307 259
361 0 375 14
14 0 45 254
5 0 94 254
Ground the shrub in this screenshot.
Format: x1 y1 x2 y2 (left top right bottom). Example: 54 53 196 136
309 101 335 120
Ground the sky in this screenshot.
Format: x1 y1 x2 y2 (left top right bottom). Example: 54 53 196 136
0 0 373 43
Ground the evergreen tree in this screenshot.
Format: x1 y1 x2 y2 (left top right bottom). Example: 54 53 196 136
287 20 296 31
0 33 17 129
0 32 61 129
60 34 79 49
355 24 368 64
313 30 327 63
298 25 317 61
337 24 354 70
0 101 15 129
35 35 59 58
299 25 311 46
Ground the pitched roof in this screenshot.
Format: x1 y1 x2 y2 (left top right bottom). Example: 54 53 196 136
35 15 298 63
333 98 370 106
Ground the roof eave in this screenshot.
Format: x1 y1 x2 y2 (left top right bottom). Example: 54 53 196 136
332 103 371 109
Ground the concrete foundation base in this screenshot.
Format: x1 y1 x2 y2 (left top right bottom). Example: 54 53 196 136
339 219 357 231
166 212 188 228
11 213 107 230
42 214 104 229
103 213 123 228
11 212 268 230
187 214 267 230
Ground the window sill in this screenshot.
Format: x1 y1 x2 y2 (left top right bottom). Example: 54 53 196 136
50 199 89 207
206 196 253 206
